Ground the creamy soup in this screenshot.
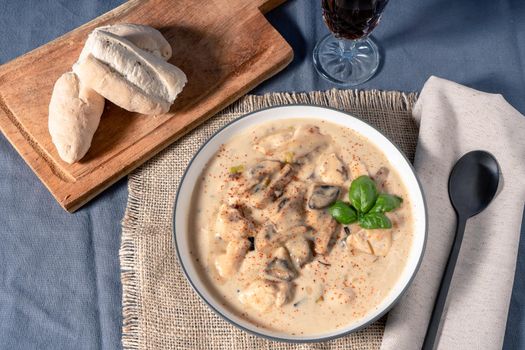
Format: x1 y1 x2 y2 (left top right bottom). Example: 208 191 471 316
189 119 414 336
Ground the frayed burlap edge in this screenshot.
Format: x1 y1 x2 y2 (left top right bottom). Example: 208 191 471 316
120 88 418 350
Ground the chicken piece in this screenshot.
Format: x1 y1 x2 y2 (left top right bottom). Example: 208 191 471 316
255 223 280 254
215 239 251 278
272 182 306 231
246 163 295 209
349 160 369 180
308 185 340 209
254 128 295 155
265 247 297 281
237 250 270 282
367 230 392 256
241 160 282 208
256 224 309 254
285 236 312 268
238 280 279 313
346 229 373 254
347 229 392 256
215 204 254 242
245 160 282 189
224 179 246 206
295 149 323 181
273 197 304 231
307 209 338 255
318 153 347 186
272 125 331 161
374 166 390 192
245 188 269 210
275 282 293 307
324 287 356 306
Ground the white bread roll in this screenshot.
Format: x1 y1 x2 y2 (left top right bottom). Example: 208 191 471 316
79 23 172 61
48 72 105 164
73 30 186 115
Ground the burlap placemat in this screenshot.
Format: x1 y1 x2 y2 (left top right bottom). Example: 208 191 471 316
120 89 419 350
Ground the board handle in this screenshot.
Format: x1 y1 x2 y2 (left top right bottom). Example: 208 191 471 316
256 0 287 13
229 0 287 14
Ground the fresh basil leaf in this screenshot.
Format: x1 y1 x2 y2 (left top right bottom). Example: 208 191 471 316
349 175 378 213
328 200 358 225
359 212 392 229
370 194 403 213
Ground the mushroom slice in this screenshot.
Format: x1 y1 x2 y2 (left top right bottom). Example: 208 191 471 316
307 210 339 255
318 153 347 186
374 166 390 192
349 160 369 180
215 204 254 242
238 280 278 313
275 282 293 307
215 239 251 278
285 236 312 268
347 229 392 256
308 185 340 209
267 163 295 200
265 247 297 281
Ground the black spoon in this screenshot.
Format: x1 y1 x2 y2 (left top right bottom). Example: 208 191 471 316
422 150 500 350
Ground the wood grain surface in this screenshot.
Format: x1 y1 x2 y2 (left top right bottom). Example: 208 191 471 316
0 0 293 212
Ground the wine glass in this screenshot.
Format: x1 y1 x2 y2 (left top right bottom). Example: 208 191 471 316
313 0 390 86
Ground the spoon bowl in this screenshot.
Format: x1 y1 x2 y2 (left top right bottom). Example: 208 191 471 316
449 150 500 218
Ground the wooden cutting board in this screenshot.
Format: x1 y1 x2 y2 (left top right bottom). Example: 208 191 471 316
0 0 293 212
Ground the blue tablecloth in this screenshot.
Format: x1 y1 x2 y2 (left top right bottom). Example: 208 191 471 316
1 1 524 349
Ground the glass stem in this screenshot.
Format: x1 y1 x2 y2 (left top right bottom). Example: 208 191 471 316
338 39 359 59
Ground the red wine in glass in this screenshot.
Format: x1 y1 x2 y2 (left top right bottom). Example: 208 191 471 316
322 0 390 40
313 0 390 86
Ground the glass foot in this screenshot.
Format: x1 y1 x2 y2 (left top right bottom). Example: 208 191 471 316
313 33 380 86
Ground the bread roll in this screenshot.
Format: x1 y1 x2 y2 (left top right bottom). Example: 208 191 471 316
79 23 172 61
48 72 105 164
73 30 186 115
48 24 183 163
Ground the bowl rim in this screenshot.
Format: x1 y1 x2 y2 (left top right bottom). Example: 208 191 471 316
172 104 428 343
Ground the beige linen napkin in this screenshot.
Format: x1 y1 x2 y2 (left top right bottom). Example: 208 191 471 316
381 76 525 350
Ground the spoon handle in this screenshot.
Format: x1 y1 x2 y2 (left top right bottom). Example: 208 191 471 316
422 215 467 350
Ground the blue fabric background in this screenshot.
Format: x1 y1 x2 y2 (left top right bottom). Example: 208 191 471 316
1 1 524 349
